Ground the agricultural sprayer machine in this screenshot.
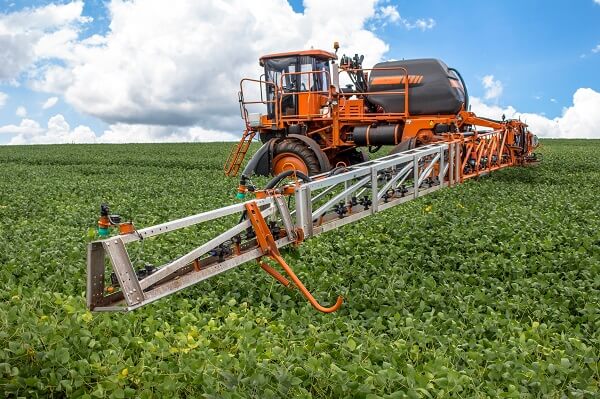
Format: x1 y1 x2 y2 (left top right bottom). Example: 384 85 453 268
87 44 539 313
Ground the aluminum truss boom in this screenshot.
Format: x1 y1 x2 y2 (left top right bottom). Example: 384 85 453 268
87 142 462 312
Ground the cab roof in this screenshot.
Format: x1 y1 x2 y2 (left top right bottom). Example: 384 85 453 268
259 49 337 65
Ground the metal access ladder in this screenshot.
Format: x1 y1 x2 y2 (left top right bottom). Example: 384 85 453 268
224 130 256 176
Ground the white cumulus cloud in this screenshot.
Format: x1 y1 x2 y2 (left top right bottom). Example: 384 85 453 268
373 5 435 30
0 92 7 108
26 0 388 134
16 106 27 117
0 1 88 81
482 75 503 100
470 88 600 138
377 5 400 23
42 96 59 109
0 114 240 144
0 118 44 136
3 0 408 144
2 0 440 144
410 18 436 31
5 114 96 145
98 124 239 143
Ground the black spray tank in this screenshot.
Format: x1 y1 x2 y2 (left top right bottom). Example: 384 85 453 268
367 59 466 115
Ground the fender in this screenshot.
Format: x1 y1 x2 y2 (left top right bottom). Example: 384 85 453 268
241 139 277 177
241 135 331 178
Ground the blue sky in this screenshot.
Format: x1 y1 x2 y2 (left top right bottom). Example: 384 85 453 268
0 0 599 144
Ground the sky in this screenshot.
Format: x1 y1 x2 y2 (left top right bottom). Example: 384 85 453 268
0 0 599 144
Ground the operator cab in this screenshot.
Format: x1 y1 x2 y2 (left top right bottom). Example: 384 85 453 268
260 50 337 119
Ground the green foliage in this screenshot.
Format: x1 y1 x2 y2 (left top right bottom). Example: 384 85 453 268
0 140 599 398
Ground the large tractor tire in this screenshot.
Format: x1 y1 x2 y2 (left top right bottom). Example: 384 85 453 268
330 148 369 168
239 135 330 179
272 139 321 176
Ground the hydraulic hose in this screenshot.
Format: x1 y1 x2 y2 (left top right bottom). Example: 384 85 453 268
265 170 312 189
327 166 349 177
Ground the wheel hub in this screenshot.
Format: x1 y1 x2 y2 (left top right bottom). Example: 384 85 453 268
272 152 309 175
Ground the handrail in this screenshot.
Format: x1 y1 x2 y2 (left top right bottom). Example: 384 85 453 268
240 77 276 105
239 78 276 128
240 66 413 126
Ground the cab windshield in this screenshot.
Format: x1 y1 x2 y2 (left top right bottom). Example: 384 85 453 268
263 56 330 118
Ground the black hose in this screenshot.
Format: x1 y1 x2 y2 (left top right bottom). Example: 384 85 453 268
327 166 349 176
265 170 312 189
449 67 469 111
239 170 312 223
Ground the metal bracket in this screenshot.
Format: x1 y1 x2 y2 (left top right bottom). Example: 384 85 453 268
104 238 144 306
245 201 343 313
